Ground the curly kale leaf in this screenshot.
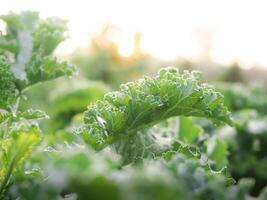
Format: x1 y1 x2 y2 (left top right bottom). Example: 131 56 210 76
0 56 18 110
24 16 76 85
32 18 67 56
0 11 76 88
0 35 19 54
0 109 48 127
0 11 38 34
82 67 232 150
0 127 40 198
25 55 75 85
0 11 38 80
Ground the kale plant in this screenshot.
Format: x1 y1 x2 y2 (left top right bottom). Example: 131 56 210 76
0 11 75 199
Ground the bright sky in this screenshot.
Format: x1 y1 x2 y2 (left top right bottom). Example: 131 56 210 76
1 0 267 68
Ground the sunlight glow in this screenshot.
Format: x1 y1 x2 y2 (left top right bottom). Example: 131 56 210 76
118 44 133 57
1 0 267 68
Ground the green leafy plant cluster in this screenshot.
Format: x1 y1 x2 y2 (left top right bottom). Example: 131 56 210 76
81 68 231 151
0 11 75 199
0 11 76 110
6 147 267 200
217 83 267 114
1 10 267 200
194 84 267 196
228 110 267 195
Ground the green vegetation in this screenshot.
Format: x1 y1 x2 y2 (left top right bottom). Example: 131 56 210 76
0 11 267 200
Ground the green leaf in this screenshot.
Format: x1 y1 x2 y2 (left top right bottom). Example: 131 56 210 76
52 82 108 115
15 109 48 121
113 130 168 165
0 11 76 90
25 55 76 86
0 56 18 110
0 11 38 33
0 109 48 125
0 128 40 197
49 81 108 131
178 116 202 144
0 112 11 124
82 67 232 150
1 11 39 80
208 139 228 170
32 18 67 55
0 36 19 54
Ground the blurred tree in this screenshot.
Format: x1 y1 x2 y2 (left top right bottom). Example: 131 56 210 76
219 62 247 83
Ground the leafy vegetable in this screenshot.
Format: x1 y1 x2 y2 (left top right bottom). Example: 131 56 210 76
48 81 109 131
178 116 202 144
0 56 17 110
81 67 232 150
0 126 40 199
227 110 267 195
0 11 76 199
2 10 267 200
0 11 76 91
